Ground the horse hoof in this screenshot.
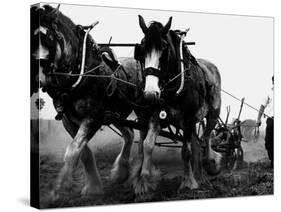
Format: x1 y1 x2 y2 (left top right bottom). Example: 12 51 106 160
203 158 221 176
81 184 104 196
128 157 143 183
179 177 199 191
134 191 154 202
110 162 129 184
133 174 157 197
50 190 60 202
195 172 211 187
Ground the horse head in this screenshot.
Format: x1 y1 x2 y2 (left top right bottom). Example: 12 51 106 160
137 15 179 102
31 4 82 91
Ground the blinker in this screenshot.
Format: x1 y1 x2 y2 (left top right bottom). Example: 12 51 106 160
134 44 144 61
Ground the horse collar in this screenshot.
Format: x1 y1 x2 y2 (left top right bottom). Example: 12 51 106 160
72 23 98 88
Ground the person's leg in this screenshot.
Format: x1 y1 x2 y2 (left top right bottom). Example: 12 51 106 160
265 117 274 167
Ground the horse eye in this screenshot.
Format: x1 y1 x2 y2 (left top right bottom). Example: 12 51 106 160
161 40 168 49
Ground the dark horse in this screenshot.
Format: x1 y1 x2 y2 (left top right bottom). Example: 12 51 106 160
131 15 222 194
31 5 146 200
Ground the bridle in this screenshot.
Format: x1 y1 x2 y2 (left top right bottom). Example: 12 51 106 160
41 21 99 90
143 67 162 79
38 23 67 88
136 29 190 96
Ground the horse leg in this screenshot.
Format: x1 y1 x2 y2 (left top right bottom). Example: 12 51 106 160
179 125 199 190
130 130 146 184
202 116 222 176
51 119 102 200
110 124 134 184
80 146 103 195
134 115 160 196
61 116 102 196
191 132 205 185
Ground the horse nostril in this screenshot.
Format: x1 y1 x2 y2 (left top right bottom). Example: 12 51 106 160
155 91 160 98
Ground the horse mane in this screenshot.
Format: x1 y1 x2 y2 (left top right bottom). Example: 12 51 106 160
40 5 80 49
41 5 76 31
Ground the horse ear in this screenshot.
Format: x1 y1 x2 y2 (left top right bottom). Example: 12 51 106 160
48 4 60 18
53 4 60 16
138 15 148 34
163 16 172 34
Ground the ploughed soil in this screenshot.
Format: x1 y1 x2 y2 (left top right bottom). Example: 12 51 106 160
37 121 273 209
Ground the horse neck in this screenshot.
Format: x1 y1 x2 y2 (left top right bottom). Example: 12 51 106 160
73 43 113 92
165 32 181 76
84 44 102 70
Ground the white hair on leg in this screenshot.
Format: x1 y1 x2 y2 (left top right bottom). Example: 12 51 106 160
110 125 134 183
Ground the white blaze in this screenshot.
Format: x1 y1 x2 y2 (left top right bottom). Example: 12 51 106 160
144 49 161 95
144 49 161 69
32 26 49 60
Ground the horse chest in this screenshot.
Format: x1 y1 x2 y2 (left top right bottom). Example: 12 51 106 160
167 107 185 128
166 102 209 128
73 97 101 117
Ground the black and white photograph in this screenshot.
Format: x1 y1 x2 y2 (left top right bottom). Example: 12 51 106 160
30 2 274 209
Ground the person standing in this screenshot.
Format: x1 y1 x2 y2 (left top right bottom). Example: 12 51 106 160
256 76 274 168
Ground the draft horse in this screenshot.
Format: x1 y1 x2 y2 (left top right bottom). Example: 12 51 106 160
131 15 222 194
31 5 145 200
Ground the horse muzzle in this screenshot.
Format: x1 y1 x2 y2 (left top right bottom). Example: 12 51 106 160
144 90 160 102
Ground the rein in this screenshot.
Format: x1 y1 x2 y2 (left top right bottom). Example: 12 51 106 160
51 21 139 89
51 64 138 88
52 63 152 109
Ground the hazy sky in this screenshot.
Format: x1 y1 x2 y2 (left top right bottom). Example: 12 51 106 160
32 3 274 122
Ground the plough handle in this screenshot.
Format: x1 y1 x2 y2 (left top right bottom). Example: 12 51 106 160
237 97 245 121
225 105 231 125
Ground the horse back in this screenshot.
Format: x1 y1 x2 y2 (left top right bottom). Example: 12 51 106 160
119 57 142 86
